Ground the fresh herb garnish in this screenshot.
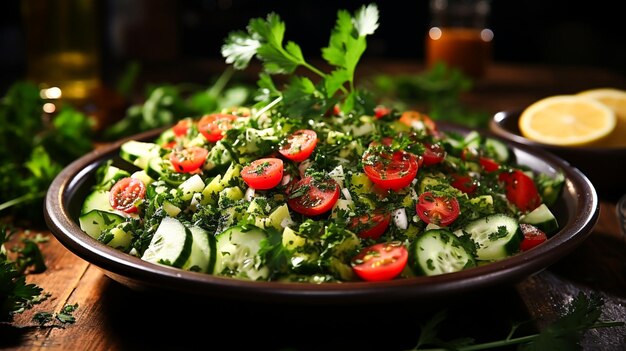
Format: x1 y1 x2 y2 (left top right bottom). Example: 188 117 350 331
411 292 624 350
222 3 380 117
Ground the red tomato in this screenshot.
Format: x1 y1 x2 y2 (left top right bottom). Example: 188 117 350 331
287 176 339 216
241 158 284 190
197 113 236 142
519 223 548 251
172 119 191 137
349 210 391 240
479 157 500 172
169 146 209 173
421 143 446 166
362 150 419 190
279 129 318 162
450 173 478 194
416 192 460 226
109 177 146 213
374 105 391 119
351 242 408 282
398 110 439 135
161 140 177 150
498 170 541 212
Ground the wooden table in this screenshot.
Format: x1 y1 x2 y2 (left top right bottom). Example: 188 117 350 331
2 62 626 350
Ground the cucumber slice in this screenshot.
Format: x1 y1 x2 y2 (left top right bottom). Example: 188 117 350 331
182 226 216 273
519 203 559 235
463 214 522 261
213 225 270 281
409 229 475 276
79 209 125 239
120 140 161 169
484 137 510 163
141 216 192 268
81 189 113 214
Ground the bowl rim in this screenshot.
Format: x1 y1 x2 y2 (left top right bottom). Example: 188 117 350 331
44 123 600 304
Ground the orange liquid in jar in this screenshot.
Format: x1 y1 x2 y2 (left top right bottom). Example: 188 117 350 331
425 27 493 79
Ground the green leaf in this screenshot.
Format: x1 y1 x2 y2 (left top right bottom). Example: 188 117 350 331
325 69 350 97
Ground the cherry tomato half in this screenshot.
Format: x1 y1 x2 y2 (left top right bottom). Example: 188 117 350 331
172 119 191 137
498 169 541 212
416 192 460 227
349 210 391 240
374 105 391 119
241 158 284 190
197 113 237 142
109 177 146 213
169 146 209 173
287 176 339 216
351 241 408 282
363 149 419 190
279 129 318 163
479 157 500 172
519 223 548 251
421 143 446 166
398 110 439 135
450 173 478 194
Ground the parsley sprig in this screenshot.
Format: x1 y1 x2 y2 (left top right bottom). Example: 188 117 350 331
411 292 623 350
222 3 380 117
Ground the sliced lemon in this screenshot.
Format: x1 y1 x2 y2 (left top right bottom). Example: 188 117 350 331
576 88 626 147
518 95 616 146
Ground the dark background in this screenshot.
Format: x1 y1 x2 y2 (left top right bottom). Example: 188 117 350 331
1 0 625 94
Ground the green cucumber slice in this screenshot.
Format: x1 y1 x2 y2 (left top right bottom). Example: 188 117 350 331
463 214 522 261
409 229 475 276
141 216 192 268
213 225 270 281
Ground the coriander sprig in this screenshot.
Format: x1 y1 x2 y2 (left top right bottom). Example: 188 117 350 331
221 3 380 117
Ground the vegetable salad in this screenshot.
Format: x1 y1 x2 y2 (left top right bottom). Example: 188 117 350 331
79 106 564 282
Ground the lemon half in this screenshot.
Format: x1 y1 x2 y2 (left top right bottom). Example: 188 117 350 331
576 88 626 147
519 95 616 146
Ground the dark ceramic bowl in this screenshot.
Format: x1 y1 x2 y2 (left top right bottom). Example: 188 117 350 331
44 124 599 305
490 109 626 201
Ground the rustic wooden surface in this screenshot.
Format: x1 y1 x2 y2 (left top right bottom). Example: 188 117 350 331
2 63 626 351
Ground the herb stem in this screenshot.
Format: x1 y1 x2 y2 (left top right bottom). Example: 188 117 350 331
255 95 283 118
301 61 349 94
0 192 45 212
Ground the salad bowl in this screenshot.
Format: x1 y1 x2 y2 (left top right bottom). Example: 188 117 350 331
44 122 599 304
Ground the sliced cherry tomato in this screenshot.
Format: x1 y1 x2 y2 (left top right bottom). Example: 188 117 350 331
416 191 460 226
161 140 177 150
450 173 478 194
374 105 391 119
197 113 236 142
421 143 446 166
362 149 419 190
349 210 391 240
398 110 439 135
479 156 500 172
169 146 209 173
109 177 146 213
519 223 548 251
241 158 284 190
172 119 191 137
498 169 541 212
287 176 339 216
279 129 318 162
351 241 408 282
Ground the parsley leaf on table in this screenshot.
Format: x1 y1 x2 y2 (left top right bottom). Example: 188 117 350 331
0 224 46 321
